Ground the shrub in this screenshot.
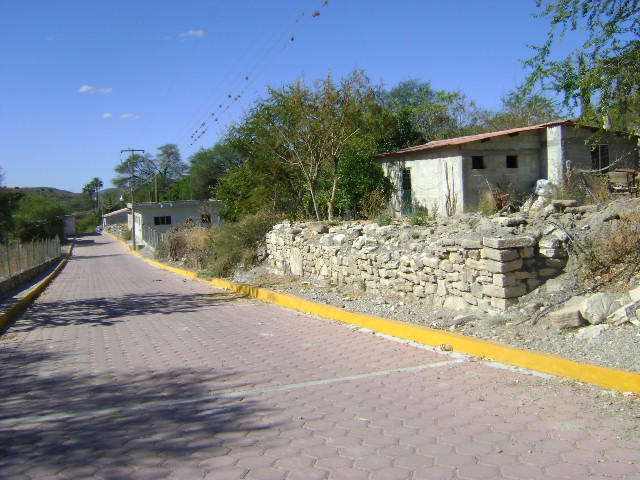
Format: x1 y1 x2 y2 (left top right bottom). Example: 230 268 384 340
375 212 393 226
205 209 284 278
577 208 640 287
359 189 388 220
476 190 498 216
410 207 432 226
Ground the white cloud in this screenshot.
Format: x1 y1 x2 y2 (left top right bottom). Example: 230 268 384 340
78 85 113 95
179 29 204 39
102 113 113 118
120 113 139 119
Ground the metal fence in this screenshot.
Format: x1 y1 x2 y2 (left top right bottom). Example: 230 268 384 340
142 225 165 249
0 237 62 279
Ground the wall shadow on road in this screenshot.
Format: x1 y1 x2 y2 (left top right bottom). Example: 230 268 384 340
8 291 248 332
0 343 281 476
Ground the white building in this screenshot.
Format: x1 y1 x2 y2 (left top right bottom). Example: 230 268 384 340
375 120 639 216
127 200 223 245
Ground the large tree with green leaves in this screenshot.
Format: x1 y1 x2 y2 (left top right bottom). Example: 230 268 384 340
380 79 490 143
486 87 563 131
13 195 66 241
526 0 640 130
188 142 242 200
260 70 379 220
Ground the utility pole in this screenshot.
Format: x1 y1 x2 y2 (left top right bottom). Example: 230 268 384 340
121 148 144 252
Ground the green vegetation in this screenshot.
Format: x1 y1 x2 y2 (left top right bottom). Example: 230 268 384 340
155 210 283 277
526 0 639 131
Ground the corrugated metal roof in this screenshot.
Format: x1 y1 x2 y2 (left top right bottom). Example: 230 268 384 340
375 119 580 158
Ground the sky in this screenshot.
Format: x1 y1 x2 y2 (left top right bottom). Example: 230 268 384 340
0 0 572 193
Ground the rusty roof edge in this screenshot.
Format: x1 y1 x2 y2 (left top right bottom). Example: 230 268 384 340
373 119 583 159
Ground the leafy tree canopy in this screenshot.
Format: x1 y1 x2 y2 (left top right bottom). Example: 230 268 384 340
188 142 242 200
526 0 640 130
13 195 66 241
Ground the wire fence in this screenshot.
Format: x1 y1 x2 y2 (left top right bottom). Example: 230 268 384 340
0 237 62 279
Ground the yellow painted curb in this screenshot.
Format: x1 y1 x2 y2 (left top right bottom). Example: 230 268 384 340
106 232 640 393
0 242 74 331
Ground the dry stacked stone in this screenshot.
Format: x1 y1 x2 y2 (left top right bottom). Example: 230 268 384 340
265 221 568 312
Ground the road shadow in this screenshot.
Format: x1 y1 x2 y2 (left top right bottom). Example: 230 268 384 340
0 343 280 476
8 291 247 332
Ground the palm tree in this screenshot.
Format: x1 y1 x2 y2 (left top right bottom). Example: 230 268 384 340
83 178 104 214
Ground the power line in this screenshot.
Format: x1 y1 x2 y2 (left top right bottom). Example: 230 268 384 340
177 0 328 151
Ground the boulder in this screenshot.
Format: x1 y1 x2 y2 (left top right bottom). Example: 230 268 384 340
579 293 619 325
549 306 587 329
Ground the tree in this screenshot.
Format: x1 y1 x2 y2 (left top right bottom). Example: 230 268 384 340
113 152 151 195
381 79 490 143
82 177 103 211
113 145 188 202
13 195 66 241
486 87 563 130
336 135 393 217
188 142 242 200
0 189 23 241
261 70 378 220
526 0 640 130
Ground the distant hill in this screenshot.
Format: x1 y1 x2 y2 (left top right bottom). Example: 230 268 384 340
11 186 78 197
6 186 92 213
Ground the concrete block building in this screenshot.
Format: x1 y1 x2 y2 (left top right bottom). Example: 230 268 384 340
375 120 639 216
127 200 223 243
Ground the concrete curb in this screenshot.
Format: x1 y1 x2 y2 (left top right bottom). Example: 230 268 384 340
106 232 640 393
0 243 74 331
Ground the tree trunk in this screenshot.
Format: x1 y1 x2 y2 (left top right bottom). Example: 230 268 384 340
326 157 340 221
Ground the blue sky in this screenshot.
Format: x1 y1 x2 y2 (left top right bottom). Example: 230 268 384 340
0 0 569 193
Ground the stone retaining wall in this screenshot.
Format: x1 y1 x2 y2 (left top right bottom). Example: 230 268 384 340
265 221 568 311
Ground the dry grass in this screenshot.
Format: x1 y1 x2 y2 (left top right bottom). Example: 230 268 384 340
578 208 640 288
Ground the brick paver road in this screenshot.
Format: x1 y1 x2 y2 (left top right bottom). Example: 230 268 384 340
1 234 638 480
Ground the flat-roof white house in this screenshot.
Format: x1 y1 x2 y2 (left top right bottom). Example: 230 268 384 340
375 120 639 216
126 200 223 245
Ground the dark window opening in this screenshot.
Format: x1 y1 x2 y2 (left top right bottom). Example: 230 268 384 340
506 155 518 168
154 216 171 226
472 156 485 169
591 145 610 172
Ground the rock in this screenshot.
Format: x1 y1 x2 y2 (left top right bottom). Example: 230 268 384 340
607 301 640 325
579 293 619 325
575 324 611 340
492 216 526 227
549 306 587 329
451 314 480 329
629 286 640 302
483 236 537 249
552 199 579 209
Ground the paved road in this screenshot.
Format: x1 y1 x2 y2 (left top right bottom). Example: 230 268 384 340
0 234 638 480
